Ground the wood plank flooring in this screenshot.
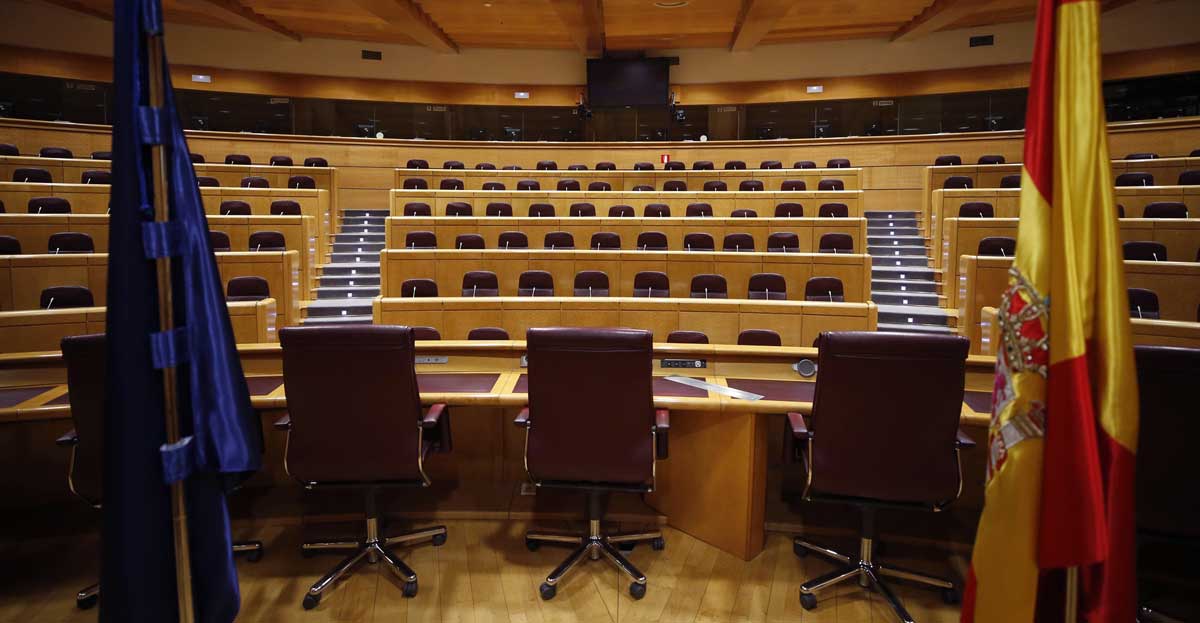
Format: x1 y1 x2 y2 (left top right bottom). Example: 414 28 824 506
0 520 965 622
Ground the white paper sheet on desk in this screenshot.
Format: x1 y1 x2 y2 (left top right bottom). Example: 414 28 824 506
663 375 763 401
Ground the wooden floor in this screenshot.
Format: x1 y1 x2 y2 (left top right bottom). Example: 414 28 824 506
0 519 965 623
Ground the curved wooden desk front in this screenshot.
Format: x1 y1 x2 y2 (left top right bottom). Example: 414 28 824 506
393 166 864 192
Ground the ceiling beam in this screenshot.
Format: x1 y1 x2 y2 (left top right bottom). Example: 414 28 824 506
891 0 988 42
192 0 303 41
730 0 798 52
549 0 605 57
40 0 112 21
350 0 459 53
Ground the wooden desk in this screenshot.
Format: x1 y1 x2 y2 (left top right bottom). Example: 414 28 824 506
394 167 864 193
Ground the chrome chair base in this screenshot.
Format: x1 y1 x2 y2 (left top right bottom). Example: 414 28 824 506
794 535 959 623
300 517 446 610
526 519 663 601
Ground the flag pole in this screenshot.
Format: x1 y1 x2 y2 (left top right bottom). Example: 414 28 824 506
145 32 196 623
1064 566 1079 623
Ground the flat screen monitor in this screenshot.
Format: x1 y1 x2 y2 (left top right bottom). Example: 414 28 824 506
587 59 670 107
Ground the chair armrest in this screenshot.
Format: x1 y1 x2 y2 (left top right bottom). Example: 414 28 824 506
422 403 452 453
55 429 79 447
955 428 977 449
273 414 292 431
782 412 810 464
514 407 530 428
786 412 811 440
654 409 670 460
421 403 447 429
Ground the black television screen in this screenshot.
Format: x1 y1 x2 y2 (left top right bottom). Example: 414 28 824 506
587 59 670 107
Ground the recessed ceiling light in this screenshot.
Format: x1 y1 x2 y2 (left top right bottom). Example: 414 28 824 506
654 1 689 7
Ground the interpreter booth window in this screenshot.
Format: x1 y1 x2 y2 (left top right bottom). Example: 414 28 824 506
522 107 584 142
985 89 1026 131
413 104 451 140
634 106 671 141
0 72 100 124
175 90 292 134
588 107 639 142
455 105 504 140
898 95 943 135
745 102 816 140
941 92 989 133
814 102 845 138
1104 72 1200 121
841 99 898 137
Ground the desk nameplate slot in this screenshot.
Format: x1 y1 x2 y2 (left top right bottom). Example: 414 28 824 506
415 356 449 364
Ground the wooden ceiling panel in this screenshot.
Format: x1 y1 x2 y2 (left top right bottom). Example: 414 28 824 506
939 0 1038 31
603 0 744 49
418 0 575 48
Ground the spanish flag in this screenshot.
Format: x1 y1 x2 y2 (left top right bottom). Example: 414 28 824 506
961 0 1139 621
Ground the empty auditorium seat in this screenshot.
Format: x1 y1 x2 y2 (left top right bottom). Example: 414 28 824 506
574 271 609 297
632 184 654 191
462 271 500 297
805 277 845 302
498 231 529 249
196 176 219 187
1178 170 1200 185
1143 202 1188 218
440 179 464 190
406 159 429 169
48 232 94 254
482 181 506 190
80 170 110 185
748 273 786 300
303 157 328 167
401 278 438 297
1128 288 1159 319
959 202 995 218
634 162 655 171
241 176 269 188
739 180 764 191
413 327 441 340
226 276 269 301
644 204 671 218
761 160 783 169
977 155 1005 165
636 232 668 251
190 153 206 164
249 231 286 251
404 231 437 249
818 233 853 253
596 162 617 170
0 235 21 255
722 233 755 252
569 202 596 217
536 161 558 170
667 331 708 344
529 203 556 217
690 274 727 299
978 237 1016 257
13 168 51 183
517 180 540 191
663 180 687 191
703 181 728 191
209 231 231 252
1124 152 1158 160
0 143 18 156
567 164 588 171
443 160 465 169
666 161 687 170
683 233 714 251
793 161 816 169
454 234 484 249
403 202 432 216
1124 241 1168 261
1191 149 1200 157
817 179 844 191
28 197 71 214
686 203 713 217
775 202 803 217
557 179 581 191
1115 172 1154 186
225 154 251 165
475 162 496 170
270 200 301 215
40 147 73 158
724 160 747 170
588 181 612 191
486 202 513 217
468 327 509 340
544 231 574 249
518 271 554 296
934 155 962 166
768 232 800 252
503 165 522 170
1117 204 1126 218
737 330 781 346
827 158 851 168
818 203 849 218
283 175 313 189
633 271 669 297
0 199 4 212
269 155 293 166
781 180 807 191
1000 175 1022 188
589 232 621 250
608 204 634 217
943 176 973 189
446 202 473 217
220 200 251 216
403 178 428 190
40 286 93 309
731 209 758 218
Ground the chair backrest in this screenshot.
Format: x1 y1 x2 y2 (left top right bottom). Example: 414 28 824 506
454 233 484 249
934 155 962 166
81 170 111 185
498 231 529 249
529 203 556 217
573 271 609 296
1123 241 1168 261
219 200 250 216
608 204 634 217
818 203 848 218
632 184 654 191
689 274 727 299
663 180 687 191
739 180 764 191
406 159 429 169
775 202 803 217
1134 346 1200 539
807 332 968 504
502 165 522 170
767 232 800 252
826 158 851 168
636 232 668 251
443 160 465 169
40 285 94 309
570 202 597 217
196 176 219 187
738 329 781 346
1117 204 1125 218
959 201 994 218
723 233 755 252
977 155 1005 165
686 202 713 217
403 178 429 190
589 181 612 191
40 146 74 158
249 231 286 251
401 278 439 297
1115 172 1153 187
227 276 270 301
760 160 783 169
304 157 328 167
486 202 513 217
404 202 432 216
241 176 269 188
1178 170 1200 186
48 232 95 254
633 162 654 171
0 143 18 156
683 233 714 251
590 232 621 250
748 273 786 300
703 180 727 192
644 203 671 217
793 160 816 169
208 230 231 252
462 271 500 297
517 180 540 191
817 179 844 191
280 326 426 484
475 162 496 170
731 209 757 218
633 271 669 297
13 168 52 183
28 196 71 214
270 155 293 166
544 231 574 249
666 161 687 170
557 179 581 191
524 328 655 486
536 160 558 170
978 236 1016 257
440 178 464 190
404 231 437 249
1142 202 1188 218
804 277 844 302
818 233 853 253
596 162 617 171
780 180 807 191
468 327 509 340
943 175 973 189
61 333 106 506
190 153 206 164
724 160 746 170
1124 152 1157 160
225 154 251 165
413 326 441 340
446 202 473 217
667 330 708 344
518 270 555 296
270 200 302 215
0 235 22 254
1128 288 1159 319
482 181 506 191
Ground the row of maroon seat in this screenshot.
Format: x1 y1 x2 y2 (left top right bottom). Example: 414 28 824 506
400 177 846 192
9 166 318 190
943 171 1200 189
1128 288 1200 322
0 230 288 255
397 200 841 218
0 144 329 168
956 200 1190 219
401 230 853 253
932 150 1200 166
402 158 853 171
974 236 1200 263
1 196 307 215
393 325 788 346
31 275 273 311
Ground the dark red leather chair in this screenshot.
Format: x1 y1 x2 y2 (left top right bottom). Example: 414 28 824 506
219 200 250 216
48 232 95 254
248 231 285 251
785 332 972 618
780 180 807 191
633 162 654 171
403 178 428 190
543 231 574 249
1123 241 1168 261
934 155 961 166
446 202 473 217
482 181 506 191
462 271 499 297
1125 152 1158 160
748 273 786 300
596 162 617 171
1142 202 1188 218
442 160 465 169
644 204 670 218
633 271 669 297
81 170 111 185
517 180 540 191
502 165 522 170
41 146 73 158
826 158 851 168
793 160 816 169
738 329 781 346
304 157 328 167
682 233 714 251
468 327 509 340
686 202 713 217
1000 174 1021 188
818 233 853 254
977 236 1016 257
589 232 620 250
573 271 609 297
289 175 316 189
403 231 437 249
632 184 654 192
225 154 251 165
518 271 554 296
818 203 848 218
761 160 783 169
556 179 580 191
0 143 18 156
406 159 429 169
269 155 293 166
13 167 52 183
667 330 707 343
277 326 450 608
241 176 269 188
1116 172 1154 187
804 277 844 302
636 232 668 251
401 279 438 298
536 160 558 170
40 286 94 309
517 327 669 600
403 202 432 216
977 155 1004 165
689 274 727 299
724 160 747 170
529 203 555 217
775 202 803 217
589 181 612 191
942 176 973 189
270 200 301 215
767 232 800 253
570 202 597 217
1178 170 1200 186
486 202 513 217
608 204 634 217
454 233 484 249
190 153 206 164
29 196 71 214
1129 288 1160 319
567 164 587 171
731 209 757 218
663 180 687 191
208 231 231 252
703 180 728 192
722 233 754 252
0 235 21 255
226 276 270 301
498 231 528 249
958 201 994 218
738 180 764 191
413 326 441 340
666 160 687 170
816 179 843 191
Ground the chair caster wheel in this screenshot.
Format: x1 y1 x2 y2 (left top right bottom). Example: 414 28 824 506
799 592 817 610
941 587 961 605
403 580 419 598
302 594 320 610
539 582 556 600
432 533 447 547
526 539 541 552
651 537 665 551
76 595 98 610
793 541 808 558
617 542 635 552
628 582 646 600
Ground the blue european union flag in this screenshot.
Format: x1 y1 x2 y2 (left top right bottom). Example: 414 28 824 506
103 0 262 620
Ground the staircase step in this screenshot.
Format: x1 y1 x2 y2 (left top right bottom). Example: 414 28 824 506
329 251 381 264
868 236 926 247
304 299 374 318
302 314 374 326
872 278 939 293
877 304 953 327
319 274 381 287
334 233 386 244
877 322 957 335
868 245 928 257
867 226 922 237
871 266 936 281
864 210 918 219
332 241 385 253
341 209 389 218
316 286 380 299
869 256 930 268
339 222 386 233
871 291 941 306
867 218 919 228
320 264 379 277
